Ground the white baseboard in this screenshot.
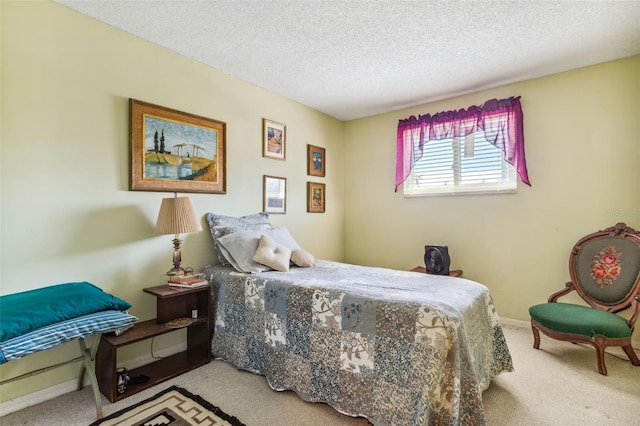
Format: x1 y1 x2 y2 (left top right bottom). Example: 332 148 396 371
498 316 530 329
0 342 186 417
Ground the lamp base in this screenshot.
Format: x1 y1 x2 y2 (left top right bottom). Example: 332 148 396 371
167 239 186 276
166 265 194 277
166 267 186 277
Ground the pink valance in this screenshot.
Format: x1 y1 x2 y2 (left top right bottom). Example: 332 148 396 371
395 96 530 191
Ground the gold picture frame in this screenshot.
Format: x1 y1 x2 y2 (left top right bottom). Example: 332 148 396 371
307 144 326 177
307 182 326 213
130 99 226 193
262 118 286 160
263 175 287 214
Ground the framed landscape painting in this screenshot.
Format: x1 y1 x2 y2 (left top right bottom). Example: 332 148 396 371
130 99 226 193
307 182 326 213
262 119 286 160
263 175 287 214
307 144 325 177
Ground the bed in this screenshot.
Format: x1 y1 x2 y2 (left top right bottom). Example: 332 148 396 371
202 212 513 425
0 282 138 419
203 261 513 425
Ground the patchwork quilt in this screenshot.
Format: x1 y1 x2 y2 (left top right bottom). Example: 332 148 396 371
203 261 513 426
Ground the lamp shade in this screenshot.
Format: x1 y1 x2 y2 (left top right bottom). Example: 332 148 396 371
154 196 202 236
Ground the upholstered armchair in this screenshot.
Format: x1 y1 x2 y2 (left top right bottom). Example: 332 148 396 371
529 223 640 375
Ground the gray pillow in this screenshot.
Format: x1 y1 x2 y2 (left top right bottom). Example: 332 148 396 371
217 226 301 273
265 226 301 251
217 228 269 273
205 212 271 265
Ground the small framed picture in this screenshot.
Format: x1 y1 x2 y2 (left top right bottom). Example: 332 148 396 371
307 144 326 177
307 182 325 213
262 119 286 160
263 175 287 214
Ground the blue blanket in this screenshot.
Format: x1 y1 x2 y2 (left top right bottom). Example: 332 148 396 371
204 261 513 426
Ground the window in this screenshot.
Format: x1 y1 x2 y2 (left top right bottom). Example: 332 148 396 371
395 96 530 195
404 131 517 196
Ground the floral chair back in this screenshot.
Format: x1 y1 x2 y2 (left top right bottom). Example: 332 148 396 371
529 222 640 375
571 223 640 311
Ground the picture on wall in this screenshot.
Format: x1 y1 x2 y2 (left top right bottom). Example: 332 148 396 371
307 144 326 177
130 99 226 193
263 175 287 214
307 182 326 213
262 119 286 160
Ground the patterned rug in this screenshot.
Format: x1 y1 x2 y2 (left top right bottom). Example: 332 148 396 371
90 385 246 426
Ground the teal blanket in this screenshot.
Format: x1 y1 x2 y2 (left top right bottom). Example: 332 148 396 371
0 282 131 342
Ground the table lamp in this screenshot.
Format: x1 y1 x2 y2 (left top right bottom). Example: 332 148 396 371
155 193 202 276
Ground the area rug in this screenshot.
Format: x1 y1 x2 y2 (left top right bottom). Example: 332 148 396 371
90 385 246 426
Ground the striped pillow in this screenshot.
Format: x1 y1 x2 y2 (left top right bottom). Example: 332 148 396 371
0 310 138 364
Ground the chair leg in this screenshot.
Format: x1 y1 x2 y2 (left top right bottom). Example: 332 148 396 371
79 339 103 419
593 336 607 376
622 344 640 366
531 323 541 349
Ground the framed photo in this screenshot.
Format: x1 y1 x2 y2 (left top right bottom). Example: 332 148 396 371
307 144 326 177
307 182 326 213
262 119 286 160
263 175 287 214
130 99 226 193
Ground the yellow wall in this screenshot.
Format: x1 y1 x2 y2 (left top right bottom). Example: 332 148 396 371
0 1 344 400
2 0 639 404
344 56 640 329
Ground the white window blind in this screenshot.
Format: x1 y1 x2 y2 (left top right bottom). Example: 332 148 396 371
404 131 517 196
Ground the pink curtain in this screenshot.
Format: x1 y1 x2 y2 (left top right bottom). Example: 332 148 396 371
395 96 530 191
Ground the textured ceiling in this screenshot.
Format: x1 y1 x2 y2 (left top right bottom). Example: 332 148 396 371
54 0 640 121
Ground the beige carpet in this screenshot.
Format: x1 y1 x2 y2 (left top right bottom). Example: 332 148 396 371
1 323 639 425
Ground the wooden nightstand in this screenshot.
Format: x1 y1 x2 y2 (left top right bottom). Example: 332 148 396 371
410 266 463 278
95 284 211 402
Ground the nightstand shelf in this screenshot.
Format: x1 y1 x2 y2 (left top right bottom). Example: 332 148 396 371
95 284 211 402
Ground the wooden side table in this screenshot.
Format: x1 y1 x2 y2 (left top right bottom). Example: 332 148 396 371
410 266 463 278
95 284 211 402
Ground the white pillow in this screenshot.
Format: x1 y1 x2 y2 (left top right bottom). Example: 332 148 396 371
253 235 291 272
218 227 301 273
291 249 315 267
